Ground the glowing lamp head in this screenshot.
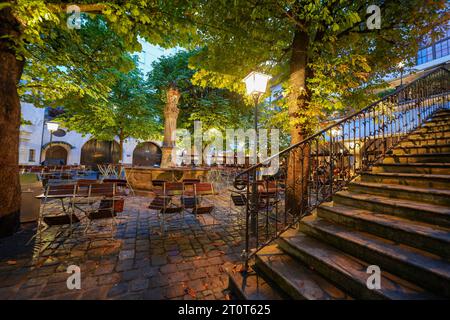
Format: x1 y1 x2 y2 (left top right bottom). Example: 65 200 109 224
243 71 271 96
46 122 59 132
398 61 405 69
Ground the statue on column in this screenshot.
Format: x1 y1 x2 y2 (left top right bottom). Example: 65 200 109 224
160 87 181 167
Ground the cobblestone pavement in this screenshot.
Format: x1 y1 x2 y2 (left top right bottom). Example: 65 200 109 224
0 192 247 300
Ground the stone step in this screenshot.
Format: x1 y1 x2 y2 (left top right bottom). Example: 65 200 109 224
348 180 450 206
360 172 450 190
227 268 284 300
428 113 450 120
392 144 450 155
421 122 450 129
420 121 450 127
415 127 450 135
298 215 450 297
255 245 352 300
372 163 450 174
382 153 450 164
317 201 450 258
422 116 450 123
398 137 450 147
427 118 450 125
278 231 438 299
432 110 450 116
409 130 450 139
333 190 450 228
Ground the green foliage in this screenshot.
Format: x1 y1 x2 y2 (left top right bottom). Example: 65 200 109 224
188 0 448 137
57 56 161 146
19 16 133 108
10 0 198 114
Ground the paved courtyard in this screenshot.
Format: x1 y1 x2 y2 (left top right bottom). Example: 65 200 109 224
0 193 247 300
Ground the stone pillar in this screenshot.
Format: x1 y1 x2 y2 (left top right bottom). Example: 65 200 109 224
160 87 181 168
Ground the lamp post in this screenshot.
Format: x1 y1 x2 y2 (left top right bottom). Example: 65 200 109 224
243 71 271 236
45 122 59 163
398 61 405 87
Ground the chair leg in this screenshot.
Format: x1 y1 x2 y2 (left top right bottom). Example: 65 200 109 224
110 216 116 239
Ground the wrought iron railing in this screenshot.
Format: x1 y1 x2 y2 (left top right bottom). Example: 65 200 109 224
234 66 450 268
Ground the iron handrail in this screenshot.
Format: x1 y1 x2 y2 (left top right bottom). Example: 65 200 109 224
234 65 450 268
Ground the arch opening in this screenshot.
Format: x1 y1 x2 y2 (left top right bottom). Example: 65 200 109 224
132 142 162 167
44 145 68 165
80 139 120 167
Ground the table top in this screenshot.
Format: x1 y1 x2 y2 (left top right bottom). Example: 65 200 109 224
36 191 127 199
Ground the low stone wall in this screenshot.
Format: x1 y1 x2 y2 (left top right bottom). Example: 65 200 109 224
124 167 210 192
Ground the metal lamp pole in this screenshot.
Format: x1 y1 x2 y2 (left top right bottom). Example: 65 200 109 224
250 93 261 235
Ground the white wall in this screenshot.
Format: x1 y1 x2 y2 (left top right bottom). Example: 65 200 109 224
19 102 45 165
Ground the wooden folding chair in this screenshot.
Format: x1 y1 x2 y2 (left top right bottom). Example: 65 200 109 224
103 178 130 196
149 182 184 233
31 183 79 248
83 183 123 238
181 182 199 213
229 189 247 226
192 182 217 226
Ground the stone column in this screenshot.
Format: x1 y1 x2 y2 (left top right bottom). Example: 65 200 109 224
160 87 181 168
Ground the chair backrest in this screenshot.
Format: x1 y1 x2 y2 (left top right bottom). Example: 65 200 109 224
152 179 166 187
46 184 77 196
182 178 200 185
194 182 214 196
76 179 98 186
103 178 127 187
164 182 184 196
89 183 115 197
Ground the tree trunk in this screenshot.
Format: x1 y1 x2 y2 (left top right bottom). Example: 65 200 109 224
286 30 311 216
160 87 181 168
0 4 25 237
118 131 124 163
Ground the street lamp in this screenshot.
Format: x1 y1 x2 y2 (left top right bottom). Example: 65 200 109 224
243 71 271 237
46 121 59 145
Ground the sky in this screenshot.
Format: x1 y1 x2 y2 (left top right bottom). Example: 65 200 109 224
135 39 181 75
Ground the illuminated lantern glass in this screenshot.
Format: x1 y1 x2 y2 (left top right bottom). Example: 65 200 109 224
243 71 271 95
46 122 59 132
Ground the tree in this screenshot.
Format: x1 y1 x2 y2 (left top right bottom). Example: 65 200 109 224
19 16 134 109
0 0 196 236
188 0 448 212
147 50 253 166
57 56 161 162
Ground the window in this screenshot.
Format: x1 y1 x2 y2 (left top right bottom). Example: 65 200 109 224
417 46 433 65
435 38 450 59
28 149 35 162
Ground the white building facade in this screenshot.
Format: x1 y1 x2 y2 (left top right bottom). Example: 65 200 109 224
19 102 162 167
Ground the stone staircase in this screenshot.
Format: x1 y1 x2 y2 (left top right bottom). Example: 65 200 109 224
229 108 450 300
